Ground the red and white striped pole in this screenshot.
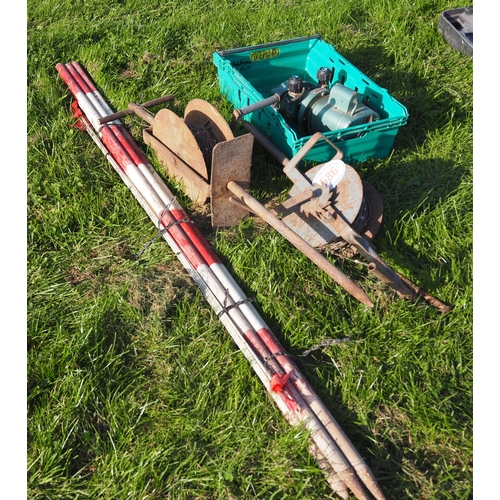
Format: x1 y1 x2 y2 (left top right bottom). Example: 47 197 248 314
56 61 385 500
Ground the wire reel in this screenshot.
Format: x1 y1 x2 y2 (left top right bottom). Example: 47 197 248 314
155 99 235 182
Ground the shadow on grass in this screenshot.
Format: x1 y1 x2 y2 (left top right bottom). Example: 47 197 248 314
338 42 472 149
361 154 470 297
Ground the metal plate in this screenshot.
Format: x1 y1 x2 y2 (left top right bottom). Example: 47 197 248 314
211 134 253 227
152 108 209 180
281 163 364 247
143 128 210 204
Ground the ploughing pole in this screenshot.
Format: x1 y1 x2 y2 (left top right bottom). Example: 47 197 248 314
56 61 385 500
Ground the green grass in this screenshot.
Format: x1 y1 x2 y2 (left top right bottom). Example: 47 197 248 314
27 0 472 498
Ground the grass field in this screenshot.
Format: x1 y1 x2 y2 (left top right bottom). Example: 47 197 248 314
27 1 473 498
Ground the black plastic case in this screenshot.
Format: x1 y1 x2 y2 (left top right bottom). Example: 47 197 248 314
438 7 473 56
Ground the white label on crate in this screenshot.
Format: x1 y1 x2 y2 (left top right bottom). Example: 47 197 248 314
312 159 346 190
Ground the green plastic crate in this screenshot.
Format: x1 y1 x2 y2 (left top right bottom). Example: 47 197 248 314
213 35 408 164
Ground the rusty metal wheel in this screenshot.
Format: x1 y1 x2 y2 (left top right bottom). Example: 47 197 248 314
336 181 384 258
184 99 234 144
321 180 384 256
357 181 384 242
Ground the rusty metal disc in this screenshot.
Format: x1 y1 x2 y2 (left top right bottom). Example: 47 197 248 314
336 180 384 258
152 108 209 180
184 99 234 144
281 162 364 248
358 181 383 241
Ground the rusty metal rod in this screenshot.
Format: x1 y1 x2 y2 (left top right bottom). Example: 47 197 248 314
232 93 281 119
227 180 374 308
367 261 418 299
230 94 281 131
126 102 156 125
325 209 418 300
395 271 453 314
239 119 290 166
327 209 451 311
97 94 174 124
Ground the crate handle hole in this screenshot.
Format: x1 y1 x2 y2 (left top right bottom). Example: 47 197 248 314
250 48 280 61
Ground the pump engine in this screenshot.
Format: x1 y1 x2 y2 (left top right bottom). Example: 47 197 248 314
271 67 380 135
